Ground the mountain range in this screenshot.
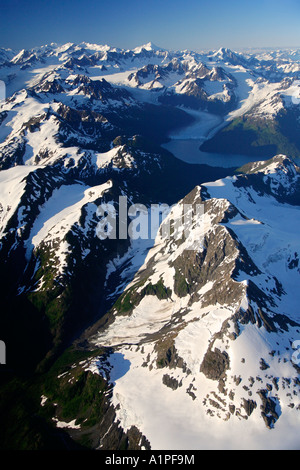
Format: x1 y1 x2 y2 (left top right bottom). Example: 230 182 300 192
0 41 300 450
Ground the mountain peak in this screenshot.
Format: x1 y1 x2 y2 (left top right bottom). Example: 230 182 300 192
214 46 232 55
239 154 299 176
133 41 164 53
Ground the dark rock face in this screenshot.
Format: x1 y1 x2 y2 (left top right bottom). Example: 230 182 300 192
200 348 230 381
257 389 281 429
156 344 187 371
162 374 182 390
242 398 257 417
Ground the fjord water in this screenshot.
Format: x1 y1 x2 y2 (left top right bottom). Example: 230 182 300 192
161 108 296 168
161 138 268 168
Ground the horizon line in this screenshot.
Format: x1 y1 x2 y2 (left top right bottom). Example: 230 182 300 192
1 41 300 54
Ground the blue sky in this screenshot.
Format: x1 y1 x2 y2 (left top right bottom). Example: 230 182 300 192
0 0 300 51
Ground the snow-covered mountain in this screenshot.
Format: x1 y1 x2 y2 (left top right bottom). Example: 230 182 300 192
64 154 298 451
1 41 300 161
0 41 300 451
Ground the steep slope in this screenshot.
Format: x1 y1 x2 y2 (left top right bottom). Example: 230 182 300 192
201 78 300 158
